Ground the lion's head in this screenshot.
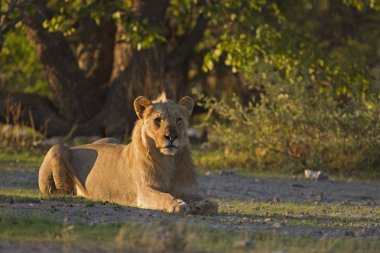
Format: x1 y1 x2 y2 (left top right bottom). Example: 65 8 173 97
134 93 194 156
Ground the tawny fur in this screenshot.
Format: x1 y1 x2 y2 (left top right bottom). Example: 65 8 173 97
38 95 218 215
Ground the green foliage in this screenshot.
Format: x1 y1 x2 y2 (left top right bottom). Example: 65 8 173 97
197 82 380 174
42 0 167 50
1 0 379 96
42 0 123 34
201 0 379 98
0 29 49 96
195 0 380 175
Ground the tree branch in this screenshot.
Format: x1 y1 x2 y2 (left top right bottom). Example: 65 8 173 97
166 15 208 68
87 19 117 86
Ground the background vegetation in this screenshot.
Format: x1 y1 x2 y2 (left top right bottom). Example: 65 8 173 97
1 0 380 176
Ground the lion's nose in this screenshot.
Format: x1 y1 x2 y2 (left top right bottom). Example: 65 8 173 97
164 133 178 142
165 128 178 142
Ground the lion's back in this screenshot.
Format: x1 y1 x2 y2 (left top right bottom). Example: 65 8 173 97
70 143 137 204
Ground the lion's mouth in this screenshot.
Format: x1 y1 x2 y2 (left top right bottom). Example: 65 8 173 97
164 145 178 149
158 144 179 155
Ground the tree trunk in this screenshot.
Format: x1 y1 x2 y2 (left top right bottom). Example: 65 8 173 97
24 0 115 122
0 0 208 139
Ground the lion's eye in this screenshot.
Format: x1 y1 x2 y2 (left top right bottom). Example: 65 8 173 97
176 117 182 123
154 118 161 124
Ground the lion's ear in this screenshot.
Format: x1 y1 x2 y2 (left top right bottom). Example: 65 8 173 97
134 96 152 119
178 96 194 117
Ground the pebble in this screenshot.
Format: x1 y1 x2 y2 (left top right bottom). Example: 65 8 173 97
304 169 329 181
233 239 254 248
272 222 283 228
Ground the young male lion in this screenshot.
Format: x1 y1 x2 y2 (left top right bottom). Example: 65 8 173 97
38 94 218 215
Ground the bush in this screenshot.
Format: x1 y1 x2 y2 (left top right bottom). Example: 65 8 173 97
197 83 380 175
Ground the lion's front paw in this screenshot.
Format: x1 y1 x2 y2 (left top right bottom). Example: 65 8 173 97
190 199 218 215
171 200 191 215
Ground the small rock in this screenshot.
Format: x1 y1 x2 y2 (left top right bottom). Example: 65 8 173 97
304 169 329 181
233 239 254 248
264 218 272 222
272 222 283 228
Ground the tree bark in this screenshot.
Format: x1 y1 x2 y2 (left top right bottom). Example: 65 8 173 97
24 0 108 122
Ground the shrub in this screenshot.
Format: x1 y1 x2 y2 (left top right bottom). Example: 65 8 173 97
197 82 380 175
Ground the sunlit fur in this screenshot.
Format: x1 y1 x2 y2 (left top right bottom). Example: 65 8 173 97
38 95 218 215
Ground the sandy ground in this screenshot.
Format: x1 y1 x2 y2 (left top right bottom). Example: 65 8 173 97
200 173 380 205
0 167 380 252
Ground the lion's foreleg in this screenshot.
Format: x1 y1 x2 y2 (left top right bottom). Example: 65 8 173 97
137 187 191 214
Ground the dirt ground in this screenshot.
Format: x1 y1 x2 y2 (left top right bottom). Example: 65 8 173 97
1 166 380 240
199 173 380 205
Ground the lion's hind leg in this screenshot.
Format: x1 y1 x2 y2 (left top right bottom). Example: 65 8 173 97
38 144 75 195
